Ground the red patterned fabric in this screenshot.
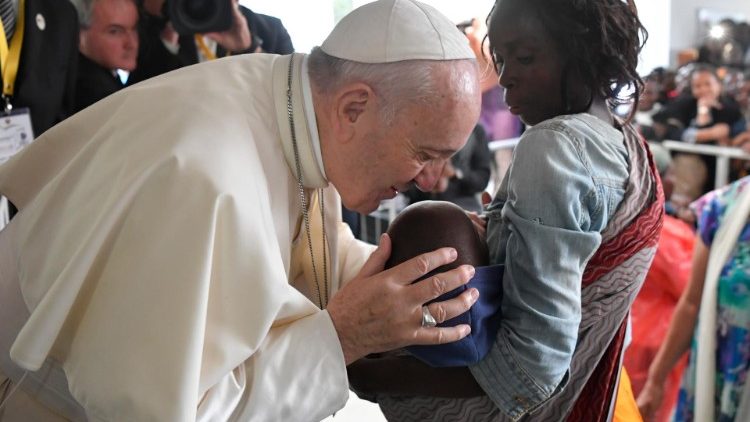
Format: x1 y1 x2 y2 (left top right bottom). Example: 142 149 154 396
569 137 665 422
569 320 628 421
582 186 665 288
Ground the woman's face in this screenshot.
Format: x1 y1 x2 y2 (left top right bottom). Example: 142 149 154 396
639 80 660 112
690 70 722 103
488 5 567 126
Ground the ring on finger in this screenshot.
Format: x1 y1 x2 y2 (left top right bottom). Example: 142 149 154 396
421 305 437 328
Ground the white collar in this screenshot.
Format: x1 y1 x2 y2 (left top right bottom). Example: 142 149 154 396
272 53 328 189
300 56 327 180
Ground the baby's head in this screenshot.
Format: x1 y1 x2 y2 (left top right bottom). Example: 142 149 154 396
486 0 647 125
385 201 501 368
386 201 488 274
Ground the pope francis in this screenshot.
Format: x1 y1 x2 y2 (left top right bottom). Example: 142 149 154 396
0 0 482 420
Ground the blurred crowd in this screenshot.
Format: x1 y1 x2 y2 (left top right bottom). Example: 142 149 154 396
620 17 750 422
0 0 294 145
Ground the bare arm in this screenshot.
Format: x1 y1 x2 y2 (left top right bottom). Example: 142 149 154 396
732 131 750 152
695 123 731 144
348 353 483 399
637 236 710 419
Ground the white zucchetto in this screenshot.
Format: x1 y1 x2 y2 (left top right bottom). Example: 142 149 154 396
320 0 475 63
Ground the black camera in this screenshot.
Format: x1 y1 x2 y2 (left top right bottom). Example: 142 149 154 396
167 0 233 35
456 19 474 35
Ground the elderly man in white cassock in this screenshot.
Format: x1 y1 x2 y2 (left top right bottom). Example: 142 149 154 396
0 0 481 420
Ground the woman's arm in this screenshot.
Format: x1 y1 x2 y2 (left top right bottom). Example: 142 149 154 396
636 236 710 419
347 353 484 400
695 123 731 144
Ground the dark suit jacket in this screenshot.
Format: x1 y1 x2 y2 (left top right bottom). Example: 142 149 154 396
74 53 125 113
128 6 294 85
7 0 78 136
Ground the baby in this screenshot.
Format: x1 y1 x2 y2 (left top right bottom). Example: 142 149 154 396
348 200 503 399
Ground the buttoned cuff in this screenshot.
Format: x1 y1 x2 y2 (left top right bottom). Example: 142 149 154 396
469 334 568 420
161 38 180 55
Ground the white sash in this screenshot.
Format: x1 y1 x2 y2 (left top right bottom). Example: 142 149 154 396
695 182 750 421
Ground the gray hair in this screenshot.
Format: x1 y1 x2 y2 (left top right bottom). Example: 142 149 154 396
70 0 136 28
69 0 96 28
307 47 476 127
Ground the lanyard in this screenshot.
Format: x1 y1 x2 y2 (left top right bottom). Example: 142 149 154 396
0 0 25 110
194 34 232 62
195 34 217 61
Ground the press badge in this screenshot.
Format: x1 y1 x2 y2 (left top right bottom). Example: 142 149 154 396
0 108 34 164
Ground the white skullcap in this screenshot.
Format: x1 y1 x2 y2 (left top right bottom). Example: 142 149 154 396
320 0 475 63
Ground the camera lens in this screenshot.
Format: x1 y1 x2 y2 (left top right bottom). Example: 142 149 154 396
168 0 233 35
182 0 216 21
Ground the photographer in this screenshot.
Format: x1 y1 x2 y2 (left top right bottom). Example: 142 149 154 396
128 0 293 84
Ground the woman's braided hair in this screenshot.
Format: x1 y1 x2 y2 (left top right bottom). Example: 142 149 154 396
486 0 648 122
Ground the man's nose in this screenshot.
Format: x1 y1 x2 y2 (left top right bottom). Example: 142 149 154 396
126 31 138 50
413 161 444 192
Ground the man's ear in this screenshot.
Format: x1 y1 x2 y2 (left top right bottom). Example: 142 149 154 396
331 83 375 143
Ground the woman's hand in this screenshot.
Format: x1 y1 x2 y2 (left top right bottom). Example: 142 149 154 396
636 378 666 421
204 0 253 53
732 131 750 152
466 211 486 241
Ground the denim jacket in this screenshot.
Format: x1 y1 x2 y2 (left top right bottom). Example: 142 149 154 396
469 112 630 419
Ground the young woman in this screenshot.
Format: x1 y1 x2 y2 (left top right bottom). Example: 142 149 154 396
638 176 750 422
350 1 662 420
471 1 661 420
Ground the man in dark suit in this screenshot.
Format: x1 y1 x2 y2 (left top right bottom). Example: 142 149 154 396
9 0 78 136
71 0 139 112
128 0 293 84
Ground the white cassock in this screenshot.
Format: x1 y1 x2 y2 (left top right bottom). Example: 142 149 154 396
0 53 374 421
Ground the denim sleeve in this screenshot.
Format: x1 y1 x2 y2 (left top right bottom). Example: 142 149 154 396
470 127 602 419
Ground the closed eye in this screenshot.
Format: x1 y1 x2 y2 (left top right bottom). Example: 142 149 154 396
417 152 436 162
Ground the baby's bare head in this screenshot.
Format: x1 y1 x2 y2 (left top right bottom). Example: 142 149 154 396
386 201 488 276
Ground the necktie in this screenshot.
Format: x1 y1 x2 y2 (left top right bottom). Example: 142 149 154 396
0 0 15 41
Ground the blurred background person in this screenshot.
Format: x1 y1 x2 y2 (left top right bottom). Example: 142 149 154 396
634 75 663 140
624 144 695 422
71 0 138 112
731 71 750 151
463 17 521 191
3 0 79 137
128 0 292 84
0 0 79 222
403 124 491 213
638 175 750 422
653 65 745 202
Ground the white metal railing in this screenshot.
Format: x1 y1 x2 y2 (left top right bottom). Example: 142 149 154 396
661 140 750 189
0 196 7 231
495 137 750 190
488 137 520 152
